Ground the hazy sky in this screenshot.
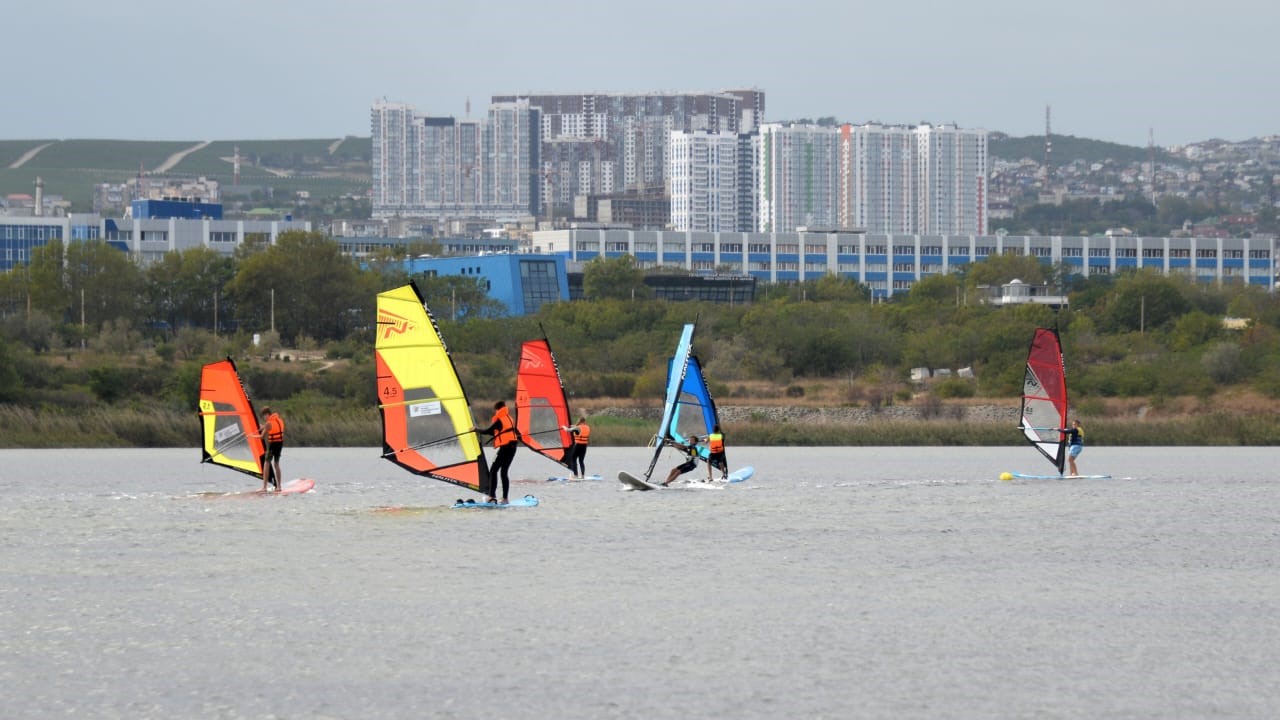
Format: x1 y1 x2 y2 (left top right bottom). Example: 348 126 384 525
7 0 1274 147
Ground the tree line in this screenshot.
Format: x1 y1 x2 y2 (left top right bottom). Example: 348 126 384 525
2 232 1280 416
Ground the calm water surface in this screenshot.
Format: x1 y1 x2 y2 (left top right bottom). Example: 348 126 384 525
2 446 1278 719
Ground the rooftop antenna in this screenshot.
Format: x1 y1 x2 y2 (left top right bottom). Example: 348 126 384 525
1043 104 1052 182
1147 128 1156 204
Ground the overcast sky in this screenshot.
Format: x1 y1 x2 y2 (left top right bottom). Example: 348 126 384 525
6 0 1274 148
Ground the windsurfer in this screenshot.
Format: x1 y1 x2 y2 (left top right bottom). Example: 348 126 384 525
475 400 519 504
249 406 285 492
1063 419 1084 475
561 416 591 480
662 435 701 486
706 424 728 481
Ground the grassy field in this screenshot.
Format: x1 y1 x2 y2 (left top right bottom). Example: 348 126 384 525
1 403 1276 449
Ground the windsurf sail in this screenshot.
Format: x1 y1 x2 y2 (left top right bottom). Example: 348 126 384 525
1021 327 1069 475
197 357 266 479
515 332 574 469
641 322 722 481
376 281 492 495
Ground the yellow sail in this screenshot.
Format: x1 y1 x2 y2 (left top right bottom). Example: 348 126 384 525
375 282 491 494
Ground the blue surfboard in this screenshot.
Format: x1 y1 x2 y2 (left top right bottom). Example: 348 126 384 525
451 494 540 509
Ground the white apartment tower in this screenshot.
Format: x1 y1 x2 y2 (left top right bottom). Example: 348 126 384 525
915 124 988 235
757 123 843 232
668 131 739 232
371 102 415 211
371 100 540 221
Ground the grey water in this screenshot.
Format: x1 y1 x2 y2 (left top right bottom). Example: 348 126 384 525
2 446 1278 719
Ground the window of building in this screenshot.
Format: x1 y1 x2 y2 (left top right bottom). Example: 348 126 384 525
1196 249 1218 259
1089 247 1110 257
1170 249 1190 258
1142 248 1165 258
519 260 559 313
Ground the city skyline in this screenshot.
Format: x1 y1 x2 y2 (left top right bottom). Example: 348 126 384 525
6 0 1276 148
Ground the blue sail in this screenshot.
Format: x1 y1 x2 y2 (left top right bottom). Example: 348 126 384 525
643 323 695 481
667 355 719 460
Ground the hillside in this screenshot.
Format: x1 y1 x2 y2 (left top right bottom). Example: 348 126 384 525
988 132 1180 166
0 137 371 211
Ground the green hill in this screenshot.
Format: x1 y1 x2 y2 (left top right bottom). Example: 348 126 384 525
0 137 371 212
989 132 1180 166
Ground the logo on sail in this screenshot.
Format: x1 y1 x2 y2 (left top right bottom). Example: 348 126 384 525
378 310 415 339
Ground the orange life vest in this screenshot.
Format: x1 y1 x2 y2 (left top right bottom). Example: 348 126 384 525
708 432 724 453
491 406 517 447
574 423 591 445
265 413 285 443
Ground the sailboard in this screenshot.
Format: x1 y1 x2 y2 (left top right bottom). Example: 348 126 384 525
196 356 293 493
623 321 734 489
452 494 540 510
515 331 575 471
1009 327 1109 481
376 281 503 502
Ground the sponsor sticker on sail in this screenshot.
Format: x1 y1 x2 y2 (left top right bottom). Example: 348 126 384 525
409 400 443 417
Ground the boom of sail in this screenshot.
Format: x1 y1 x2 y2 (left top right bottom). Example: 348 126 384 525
376 281 492 495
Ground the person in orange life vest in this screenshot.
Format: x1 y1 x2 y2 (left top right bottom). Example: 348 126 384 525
662 434 701 486
560 416 591 480
706 424 728 481
249 406 285 492
474 400 519 504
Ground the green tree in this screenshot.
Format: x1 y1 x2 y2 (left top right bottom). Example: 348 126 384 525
965 253 1047 288
227 230 372 342
582 255 651 300
416 274 506 321
145 247 236 333
1099 270 1192 333
64 241 144 330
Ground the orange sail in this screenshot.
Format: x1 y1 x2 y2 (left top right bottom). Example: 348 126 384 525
515 336 574 469
198 357 266 479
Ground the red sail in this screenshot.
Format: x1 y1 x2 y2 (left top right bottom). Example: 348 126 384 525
1020 327 1069 474
515 338 574 469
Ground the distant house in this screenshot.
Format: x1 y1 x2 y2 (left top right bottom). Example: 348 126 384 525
980 279 1069 309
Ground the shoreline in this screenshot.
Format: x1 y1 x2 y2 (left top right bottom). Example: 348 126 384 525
1 403 1276 448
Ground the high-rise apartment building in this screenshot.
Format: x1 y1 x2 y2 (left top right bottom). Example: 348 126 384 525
669 131 740 232
371 100 540 221
490 91 762 217
757 123 844 232
914 124 988 236
836 123 988 235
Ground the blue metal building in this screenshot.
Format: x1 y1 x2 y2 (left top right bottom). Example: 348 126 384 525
401 253 569 316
